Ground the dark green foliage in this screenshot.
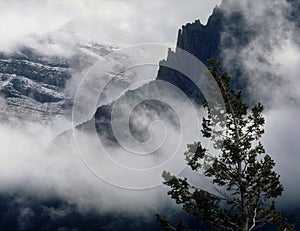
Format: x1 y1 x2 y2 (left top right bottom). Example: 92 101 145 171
157 60 294 231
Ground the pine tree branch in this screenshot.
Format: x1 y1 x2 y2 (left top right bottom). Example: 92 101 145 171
249 208 257 231
215 159 239 185
211 184 239 206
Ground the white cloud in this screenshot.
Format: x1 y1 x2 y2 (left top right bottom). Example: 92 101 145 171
0 0 221 51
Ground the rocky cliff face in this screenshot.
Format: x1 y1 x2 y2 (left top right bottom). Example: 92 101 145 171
155 2 260 101
156 0 300 106
0 49 71 122
0 43 118 122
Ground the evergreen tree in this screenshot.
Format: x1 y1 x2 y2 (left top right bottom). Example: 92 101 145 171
157 60 294 231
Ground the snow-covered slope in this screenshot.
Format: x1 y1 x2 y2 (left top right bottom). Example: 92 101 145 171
0 43 118 123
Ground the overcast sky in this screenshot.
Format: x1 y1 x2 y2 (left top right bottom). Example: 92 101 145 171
0 0 221 51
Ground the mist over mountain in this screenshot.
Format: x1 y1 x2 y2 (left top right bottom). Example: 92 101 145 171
1 0 300 230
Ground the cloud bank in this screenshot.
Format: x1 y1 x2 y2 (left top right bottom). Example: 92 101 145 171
0 0 221 52
220 0 300 209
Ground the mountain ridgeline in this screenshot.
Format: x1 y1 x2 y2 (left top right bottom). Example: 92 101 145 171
91 2 262 143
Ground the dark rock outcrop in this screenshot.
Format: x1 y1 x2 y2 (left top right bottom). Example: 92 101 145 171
156 4 257 102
